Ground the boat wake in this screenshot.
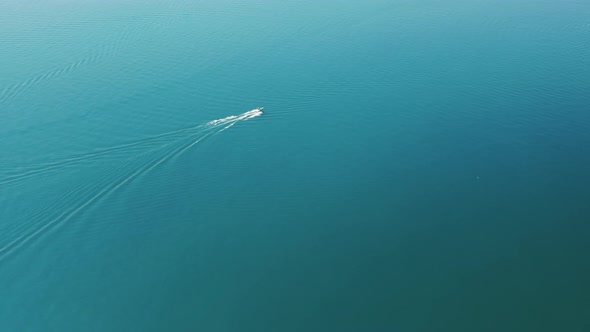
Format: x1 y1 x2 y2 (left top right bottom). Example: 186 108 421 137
207 107 263 126
0 108 263 262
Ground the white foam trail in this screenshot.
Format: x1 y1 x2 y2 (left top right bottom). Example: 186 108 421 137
207 108 263 126
0 107 264 261
0 109 263 188
208 115 238 126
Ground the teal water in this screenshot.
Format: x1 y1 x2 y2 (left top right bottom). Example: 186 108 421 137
1 0 590 330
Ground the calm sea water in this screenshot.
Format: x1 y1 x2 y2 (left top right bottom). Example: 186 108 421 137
1 0 589 331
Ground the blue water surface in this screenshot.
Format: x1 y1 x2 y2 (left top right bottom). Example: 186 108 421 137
1 0 589 331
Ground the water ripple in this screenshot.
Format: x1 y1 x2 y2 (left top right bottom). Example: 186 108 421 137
0 108 263 262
